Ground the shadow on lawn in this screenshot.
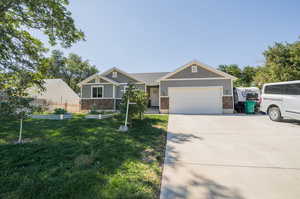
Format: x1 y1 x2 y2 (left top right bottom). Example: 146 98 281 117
0 115 168 199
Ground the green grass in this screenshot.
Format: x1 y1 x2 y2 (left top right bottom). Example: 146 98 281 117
0 114 168 199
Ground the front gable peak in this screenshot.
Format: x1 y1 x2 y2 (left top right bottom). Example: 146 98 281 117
159 60 237 81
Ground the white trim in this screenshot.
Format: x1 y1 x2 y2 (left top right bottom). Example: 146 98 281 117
160 77 228 81
112 71 117 78
160 96 169 98
113 85 115 98
223 94 234 96
158 81 161 108
101 67 146 84
119 82 145 85
91 85 104 99
77 74 120 86
231 79 234 109
82 83 114 85
81 97 116 100
158 60 237 81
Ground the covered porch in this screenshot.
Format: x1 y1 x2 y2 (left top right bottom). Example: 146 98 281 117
146 85 159 108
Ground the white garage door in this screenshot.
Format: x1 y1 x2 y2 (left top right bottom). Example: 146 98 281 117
169 87 223 114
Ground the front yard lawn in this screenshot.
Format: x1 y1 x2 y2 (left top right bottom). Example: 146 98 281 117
0 114 168 199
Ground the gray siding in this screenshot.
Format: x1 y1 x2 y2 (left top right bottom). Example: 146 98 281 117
160 79 232 96
82 84 113 98
105 70 137 83
116 85 126 98
168 65 222 79
116 84 146 98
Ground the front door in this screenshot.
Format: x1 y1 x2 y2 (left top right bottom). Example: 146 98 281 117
150 87 159 107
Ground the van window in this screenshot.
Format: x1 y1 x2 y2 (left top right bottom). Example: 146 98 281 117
285 83 300 95
264 85 284 94
264 83 300 95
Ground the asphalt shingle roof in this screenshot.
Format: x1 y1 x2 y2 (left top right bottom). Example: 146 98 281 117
130 72 169 85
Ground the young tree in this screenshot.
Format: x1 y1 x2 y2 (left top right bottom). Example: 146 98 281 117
120 84 148 125
0 89 37 143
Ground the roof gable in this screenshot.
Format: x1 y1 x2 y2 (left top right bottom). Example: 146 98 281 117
130 72 169 85
159 60 237 81
101 67 145 84
77 74 119 86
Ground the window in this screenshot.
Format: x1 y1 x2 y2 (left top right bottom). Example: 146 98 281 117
92 86 103 98
285 83 300 95
191 65 198 73
122 85 128 93
112 71 117 78
264 83 300 95
264 85 284 94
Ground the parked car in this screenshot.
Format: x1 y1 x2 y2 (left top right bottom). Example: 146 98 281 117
260 80 300 121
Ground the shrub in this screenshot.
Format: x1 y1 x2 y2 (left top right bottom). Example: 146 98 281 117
53 108 67 114
89 104 100 114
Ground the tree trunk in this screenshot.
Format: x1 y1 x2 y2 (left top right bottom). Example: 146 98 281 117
18 119 23 144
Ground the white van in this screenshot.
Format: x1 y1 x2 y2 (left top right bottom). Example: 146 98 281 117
260 80 300 121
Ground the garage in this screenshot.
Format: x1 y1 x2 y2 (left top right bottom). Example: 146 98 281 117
168 87 223 114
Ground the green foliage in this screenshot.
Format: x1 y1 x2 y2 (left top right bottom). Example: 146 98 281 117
53 108 67 115
120 84 148 123
0 83 41 121
0 115 168 198
218 64 258 87
43 50 98 92
240 66 258 86
254 41 300 86
0 0 84 112
89 104 100 115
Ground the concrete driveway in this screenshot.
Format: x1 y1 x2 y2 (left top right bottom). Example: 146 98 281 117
160 114 300 199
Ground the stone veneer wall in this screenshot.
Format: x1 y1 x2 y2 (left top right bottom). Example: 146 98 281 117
222 96 233 109
81 99 114 110
160 97 169 109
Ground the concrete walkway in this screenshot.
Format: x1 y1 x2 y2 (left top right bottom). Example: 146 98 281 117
160 114 300 199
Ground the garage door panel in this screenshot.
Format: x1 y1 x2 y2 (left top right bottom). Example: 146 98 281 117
169 87 222 114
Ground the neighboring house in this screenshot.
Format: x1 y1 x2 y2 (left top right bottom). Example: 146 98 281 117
28 79 80 113
77 60 237 114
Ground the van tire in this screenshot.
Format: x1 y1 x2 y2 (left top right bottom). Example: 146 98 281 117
268 107 282 122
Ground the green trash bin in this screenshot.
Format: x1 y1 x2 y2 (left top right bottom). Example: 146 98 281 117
244 100 256 114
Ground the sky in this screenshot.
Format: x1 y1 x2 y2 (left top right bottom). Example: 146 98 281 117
32 0 300 73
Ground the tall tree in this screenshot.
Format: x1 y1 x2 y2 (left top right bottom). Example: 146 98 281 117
218 64 243 86
254 40 300 86
44 50 98 92
240 66 258 87
218 64 258 87
0 0 84 96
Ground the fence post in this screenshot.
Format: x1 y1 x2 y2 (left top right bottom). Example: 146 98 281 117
60 114 63 120
98 114 102 119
